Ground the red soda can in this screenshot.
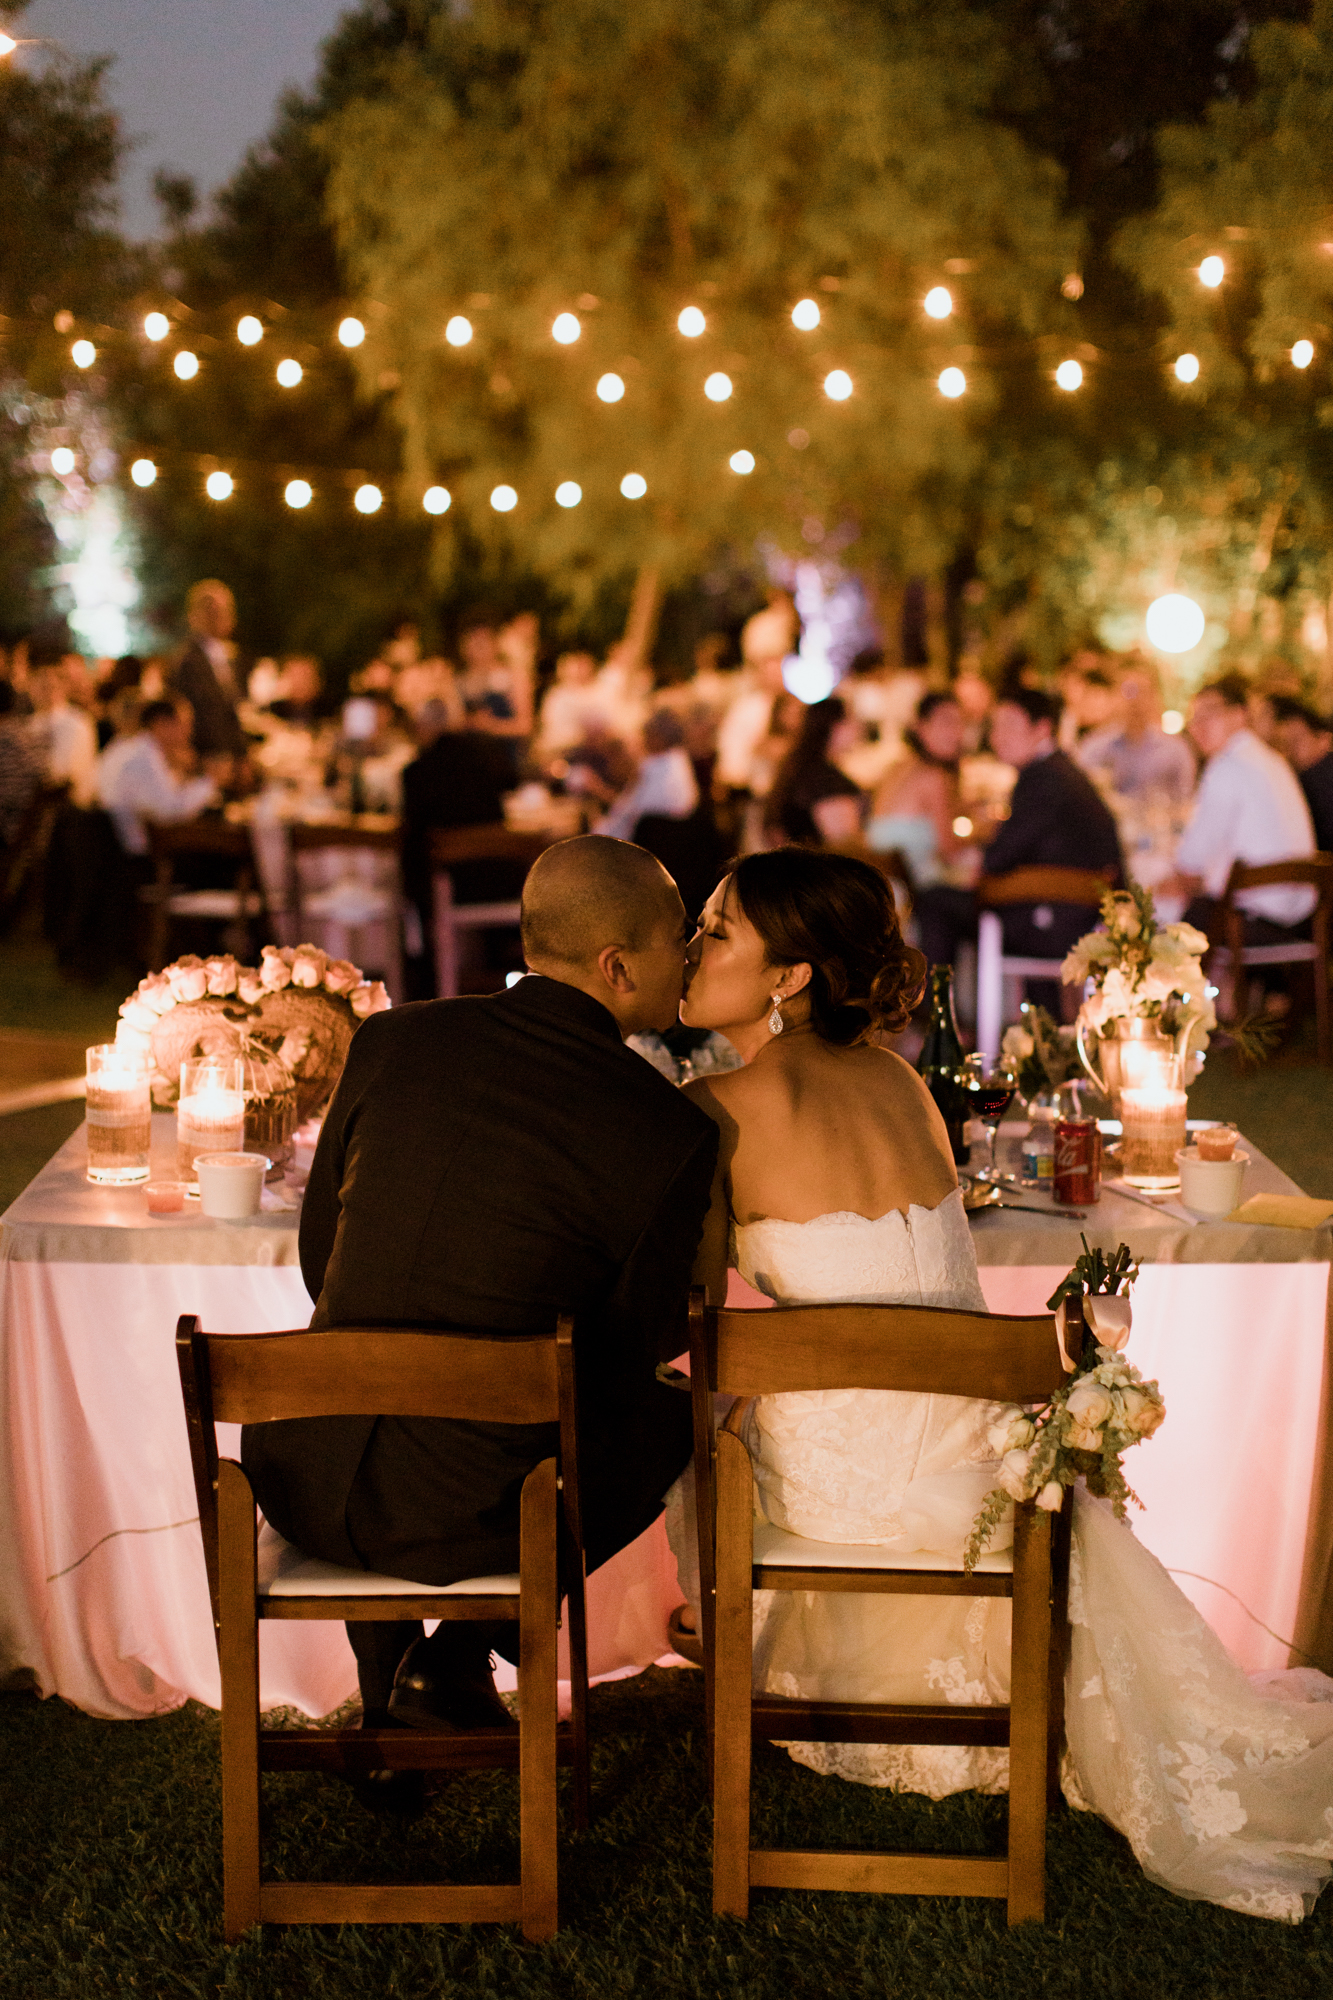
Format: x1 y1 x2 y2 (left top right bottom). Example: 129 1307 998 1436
1054 1116 1099 1206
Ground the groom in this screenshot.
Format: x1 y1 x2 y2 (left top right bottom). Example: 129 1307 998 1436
242 836 717 1737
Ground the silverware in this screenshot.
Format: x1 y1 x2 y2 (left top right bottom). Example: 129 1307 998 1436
963 1183 1085 1221
994 1200 1087 1220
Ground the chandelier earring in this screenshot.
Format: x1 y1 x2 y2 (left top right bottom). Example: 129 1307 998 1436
768 992 785 1036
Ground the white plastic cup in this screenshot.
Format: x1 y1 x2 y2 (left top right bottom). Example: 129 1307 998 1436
194 1152 270 1221
1175 1146 1248 1218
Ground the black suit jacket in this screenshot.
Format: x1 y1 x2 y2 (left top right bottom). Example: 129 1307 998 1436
984 749 1123 879
172 640 249 760
241 977 718 1584
399 730 514 912
1299 751 1333 855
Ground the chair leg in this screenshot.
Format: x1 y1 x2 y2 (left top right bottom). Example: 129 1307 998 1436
217 1461 262 1942
1046 1495 1073 1811
433 874 458 997
1007 1501 1053 1926
519 1458 559 1942
565 1554 591 1833
712 1430 754 1918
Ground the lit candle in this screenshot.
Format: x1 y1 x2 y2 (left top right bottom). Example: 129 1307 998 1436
177 1058 246 1184
1120 1083 1189 1190
86 1044 152 1185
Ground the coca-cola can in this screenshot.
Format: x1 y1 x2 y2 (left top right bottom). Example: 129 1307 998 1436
1054 1116 1100 1206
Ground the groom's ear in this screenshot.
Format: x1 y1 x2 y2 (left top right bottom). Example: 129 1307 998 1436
594 942 635 994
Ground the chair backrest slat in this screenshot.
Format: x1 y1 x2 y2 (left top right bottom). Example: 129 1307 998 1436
204 1326 559 1425
979 865 1112 910
713 1302 1061 1403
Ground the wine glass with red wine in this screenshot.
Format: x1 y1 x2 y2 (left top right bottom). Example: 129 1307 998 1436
959 1052 1018 1183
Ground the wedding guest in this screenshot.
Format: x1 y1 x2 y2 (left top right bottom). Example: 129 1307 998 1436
95 698 222 856
172 579 249 764
764 696 863 847
1164 675 1317 938
867 690 973 886
399 717 516 998
0 681 40 843
534 650 604 760
267 655 326 728
558 714 638 809
1074 658 1196 807
241 836 716 1766
94 655 145 749
25 652 98 800
598 708 699 838
716 599 798 793
1269 697 1333 853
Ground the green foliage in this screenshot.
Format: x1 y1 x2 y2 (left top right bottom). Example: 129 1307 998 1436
1046 1236 1141 1312
319 0 1081 602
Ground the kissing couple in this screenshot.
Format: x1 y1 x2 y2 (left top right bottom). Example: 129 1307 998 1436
244 835 1333 1923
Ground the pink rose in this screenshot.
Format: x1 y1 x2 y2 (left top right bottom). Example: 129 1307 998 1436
322 958 360 995
236 970 264 1005
349 980 391 1017
204 955 239 996
138 973 175 1015
118 997 159 1034
260 947 292 991
290 947 327 989
168 964 209 1003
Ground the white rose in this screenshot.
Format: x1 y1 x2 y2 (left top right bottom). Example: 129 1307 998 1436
1107 894 1141 938
1036 1480 1064 1512
138 972 176 1015
1117 1385 1165 1437
987 1411 1036 1456
349 980 391 1017
290 947 328 989
1002 1026 1034 1061
322 958 360 995
237 970 264 1005
118 998 159 1034
997 1447 1036 1500
168 963 209 1003
260 947 292 991
204 955 239 996
1066 1380 1114 1431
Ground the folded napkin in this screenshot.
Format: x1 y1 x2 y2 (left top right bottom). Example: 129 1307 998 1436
1226 1193 1333 1230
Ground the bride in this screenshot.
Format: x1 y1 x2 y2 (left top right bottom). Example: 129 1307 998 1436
668 846 1333 1923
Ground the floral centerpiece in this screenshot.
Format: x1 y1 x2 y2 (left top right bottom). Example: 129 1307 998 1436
964 1240 1166 1572
113 947 390 1124
1000 1002 1081 1102
1062 884 1214 1057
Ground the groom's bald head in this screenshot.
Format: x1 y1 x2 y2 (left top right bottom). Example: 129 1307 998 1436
521 836 682 971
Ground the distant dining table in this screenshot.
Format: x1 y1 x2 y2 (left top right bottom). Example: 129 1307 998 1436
1 1113 1328 1727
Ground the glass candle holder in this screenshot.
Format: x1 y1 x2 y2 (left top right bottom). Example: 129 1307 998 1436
1120 1083 1189 1189
177 1057 246 1186
85 1044 152 1185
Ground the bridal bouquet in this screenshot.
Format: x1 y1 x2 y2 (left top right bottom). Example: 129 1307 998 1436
1062 883 1215 1055
963 1240 1166 1573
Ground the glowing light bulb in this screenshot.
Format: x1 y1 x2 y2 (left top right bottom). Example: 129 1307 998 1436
354 484 382 514
276 359 303 387
130 458 157 488
71 340 96 369
1199 256 1225 289
729 450 756 475
284 479 313 510
0 33 17 57
938 367 966 398
338 317 365 347
704 372 732 402
823 369 853 400
1146 594 1205 654
1055 359 1083 391
50 447 75 476
205 471 233 501
1174 352 1200 383
552 313 581 344
620 473 647 499
1161 709 1185 735
491 484 518 512
143 312 169 342
678 306 706 338
596 372 625 403
445 315 472 347
173 350 199 380
791 298 820 331
555 481 582 508
1292 339 1315 369
237 315 263 345
924 286 952 319
423 486 451 514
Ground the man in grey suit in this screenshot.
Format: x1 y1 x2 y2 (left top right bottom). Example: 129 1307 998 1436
171 578 249 763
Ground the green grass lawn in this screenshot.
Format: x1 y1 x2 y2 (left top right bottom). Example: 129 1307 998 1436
0 1667 1329 2000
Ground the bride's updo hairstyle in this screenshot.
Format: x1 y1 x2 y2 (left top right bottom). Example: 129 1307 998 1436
729 848 926 1044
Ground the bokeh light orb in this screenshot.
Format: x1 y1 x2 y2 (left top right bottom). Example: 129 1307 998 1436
924 287 952 319
205 471 233 501
50 447 76 476
491 484 518 512
276 359 303 387
704 372 732 402
338 317 366 348
1292 339 1315 370
596 373 625 403
1055 359 1083 391
620 473 647 499
130 458 157 487
938 366 967 398
552 313 580 344
1198 256 1225 289
173 350 199 380
237 316 263 346
284 479 313 510
423 485 451 514
791 298 820 331
678 306 706 337
729 450 755 474
354 484 382 515
555 481 582 508
823 370 853 401
143 312 169 342
71 340 96 369
1174 352 1200 383
445 315 473 347
1145 594 1205 654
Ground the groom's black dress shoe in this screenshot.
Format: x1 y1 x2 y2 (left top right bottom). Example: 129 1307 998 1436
387 1637 518 1733
346 1711 429 1819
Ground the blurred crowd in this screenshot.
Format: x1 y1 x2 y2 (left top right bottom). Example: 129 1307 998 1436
1 575 1330 1015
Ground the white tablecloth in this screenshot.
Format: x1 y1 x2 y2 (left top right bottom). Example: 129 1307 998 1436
0 1119 683 1720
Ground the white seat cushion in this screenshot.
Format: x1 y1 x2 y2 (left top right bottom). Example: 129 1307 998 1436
752 1519 1012 1575
256 1521 520 1598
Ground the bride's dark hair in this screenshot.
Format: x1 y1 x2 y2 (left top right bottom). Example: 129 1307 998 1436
728 849 926 1044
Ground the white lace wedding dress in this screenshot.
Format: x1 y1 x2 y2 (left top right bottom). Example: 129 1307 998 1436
670 1188 1333 1922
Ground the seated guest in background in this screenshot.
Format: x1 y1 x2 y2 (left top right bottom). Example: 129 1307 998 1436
0 681 40 842
267 655 326 729
868 690 974 885
95 697 222 858
1166 674 1316 940
764 695 863 847
172 578 249 766
557 713 638 810
242 837 716 1764
26 652 98 800
598 708 699 838
534 649 604 762
1075 657 1196 808
94 656 145 749
1056 648 1118 752
399 707 517 999
1269 696 1333 853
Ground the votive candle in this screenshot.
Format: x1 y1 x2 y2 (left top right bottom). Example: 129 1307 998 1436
85 1044 152 1185
177 1058 246 1183
1120 1084 1189 1190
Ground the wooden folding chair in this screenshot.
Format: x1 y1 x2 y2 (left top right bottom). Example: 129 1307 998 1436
1212 854 1333 1063
976 864 1115 1057
689 1287 1075 1926
429 825 554 996
289 821 404 999
176 1313 591 1943
145 818 271 969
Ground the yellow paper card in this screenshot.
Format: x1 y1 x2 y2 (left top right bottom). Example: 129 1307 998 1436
1226 1194 1333 1230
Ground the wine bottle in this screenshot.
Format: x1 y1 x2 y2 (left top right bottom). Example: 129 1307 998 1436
917 964 969 1165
